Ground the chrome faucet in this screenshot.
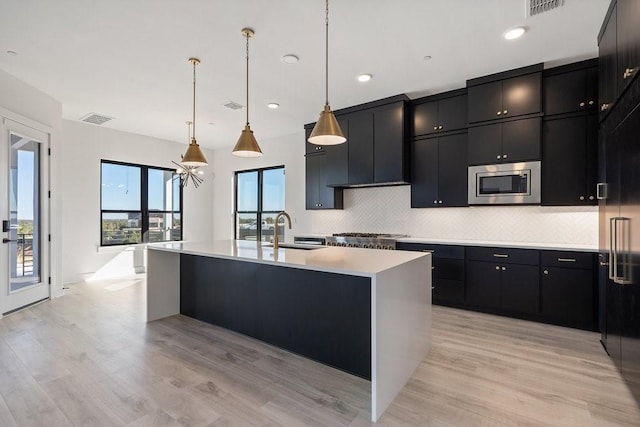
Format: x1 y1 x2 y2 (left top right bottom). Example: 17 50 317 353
273 211 292 250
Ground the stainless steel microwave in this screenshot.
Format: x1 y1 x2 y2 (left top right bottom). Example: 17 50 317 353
468 161 541 205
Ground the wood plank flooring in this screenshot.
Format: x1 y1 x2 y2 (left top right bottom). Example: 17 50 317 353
0 277 639 426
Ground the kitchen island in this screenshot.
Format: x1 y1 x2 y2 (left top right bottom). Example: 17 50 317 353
146 240 431 422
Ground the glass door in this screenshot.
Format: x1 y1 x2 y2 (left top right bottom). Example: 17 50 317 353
0 118 49 314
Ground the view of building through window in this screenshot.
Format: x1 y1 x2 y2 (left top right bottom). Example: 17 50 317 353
100 160 182 246
235 166 285 242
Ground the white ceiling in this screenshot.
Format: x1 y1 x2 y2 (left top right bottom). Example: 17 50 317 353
0 0 609 150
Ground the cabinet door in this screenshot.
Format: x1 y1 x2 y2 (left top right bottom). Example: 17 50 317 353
599 3 617 120
467 123 502 165
466 261 501 309
585 114 599 203
542 267 594 327
501 117 541 162
348 110 374 185
544 69 587 116
501 73 541 118
410 138 439 207
586 66 599 110
374 102 406 183
412 101 439 136
438 95 467 133
542 116 587 206
501 264 540 314
617 0 640 94
438 133 468 207
325 117 349 187
305 154 322 209
468 81 502 123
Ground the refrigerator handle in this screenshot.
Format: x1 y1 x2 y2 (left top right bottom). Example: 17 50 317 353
619 217 632 285
609 217 617 281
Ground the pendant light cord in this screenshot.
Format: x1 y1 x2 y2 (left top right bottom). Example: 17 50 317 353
325 0 329 107
192 60 197 141
246 33 250 126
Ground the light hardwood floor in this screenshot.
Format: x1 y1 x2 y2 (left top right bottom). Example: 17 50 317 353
1 277 639 426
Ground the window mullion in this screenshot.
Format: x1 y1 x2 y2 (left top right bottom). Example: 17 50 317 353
141 166 149 243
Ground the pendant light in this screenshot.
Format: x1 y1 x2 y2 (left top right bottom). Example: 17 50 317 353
232 28 263 157
308 0 346 145
181 58 208 167
173 121 204 188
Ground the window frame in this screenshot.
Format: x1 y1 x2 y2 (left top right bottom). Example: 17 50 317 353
100 159 183 247
234 165 285 242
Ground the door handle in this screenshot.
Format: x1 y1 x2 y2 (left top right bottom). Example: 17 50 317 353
617 217 632 285
557 258 576 263
2 238 17 244
609 217 616 281
493 254 509 258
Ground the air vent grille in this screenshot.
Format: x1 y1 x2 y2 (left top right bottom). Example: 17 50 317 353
529 0 564 16
224 101 244 110
80 113 114 125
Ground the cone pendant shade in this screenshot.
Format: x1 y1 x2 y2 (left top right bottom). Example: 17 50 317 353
308 104 346 145
182 139 208 166
232 124 262 157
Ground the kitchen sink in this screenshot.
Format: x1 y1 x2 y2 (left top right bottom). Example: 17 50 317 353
266 243 323 250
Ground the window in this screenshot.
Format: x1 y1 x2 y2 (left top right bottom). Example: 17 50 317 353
235 166 285 242
100 160 182 246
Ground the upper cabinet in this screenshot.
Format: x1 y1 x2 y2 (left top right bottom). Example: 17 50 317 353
467 117 541 165
305 95 408 192
598 0 640 120
412 90 467 137
304 124 347 210
467 65 542 124
544 59 598 116
341 96 409 187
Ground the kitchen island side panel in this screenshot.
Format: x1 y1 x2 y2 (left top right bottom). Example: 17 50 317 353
179 253 372 379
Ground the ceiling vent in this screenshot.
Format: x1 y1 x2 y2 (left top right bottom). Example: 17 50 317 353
80 112 114 125
224 101 244 110
528 0 564 16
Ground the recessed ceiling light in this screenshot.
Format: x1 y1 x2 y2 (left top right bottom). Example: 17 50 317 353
423 55 432 61
281 54 299 64
6 50 18 56
504 27 526 40
208 122 215 125
267 103 280 109
357 74 372 82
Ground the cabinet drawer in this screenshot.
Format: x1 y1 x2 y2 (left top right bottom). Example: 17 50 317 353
541 251 594 270
466 246 539 265
396 242 464 259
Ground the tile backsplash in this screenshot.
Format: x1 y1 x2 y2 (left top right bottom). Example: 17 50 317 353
306 185 598 246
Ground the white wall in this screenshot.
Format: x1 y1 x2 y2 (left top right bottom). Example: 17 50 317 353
212 130 598 248
61 120 214 284
0 68 64 297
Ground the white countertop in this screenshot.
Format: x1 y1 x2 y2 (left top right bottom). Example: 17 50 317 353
148 240 429 277
396 237 598 252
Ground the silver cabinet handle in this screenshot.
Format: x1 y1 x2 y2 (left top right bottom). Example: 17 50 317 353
495 266 500 270
617 217 632 285
589 196 595 200
502 154 507 159
503 109 508 114
580 195 585 201
589 100 595 105
601 103 611 111
438 200 443 204
580 102 585 107
497 111 502 116
597 183 607 200
501 267 507 271
496 155 501 159
438 125 443 130
543 270 548 275
433 126 438 130
433 200 437 204
421 249 434 253
557 258 576 263
493 254 509 258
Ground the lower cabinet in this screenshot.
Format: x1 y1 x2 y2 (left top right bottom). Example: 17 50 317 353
396 243 464 305
398 243 597 330
541 251 597 330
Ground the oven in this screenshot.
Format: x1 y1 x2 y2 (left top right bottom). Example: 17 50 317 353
468 161 541 205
